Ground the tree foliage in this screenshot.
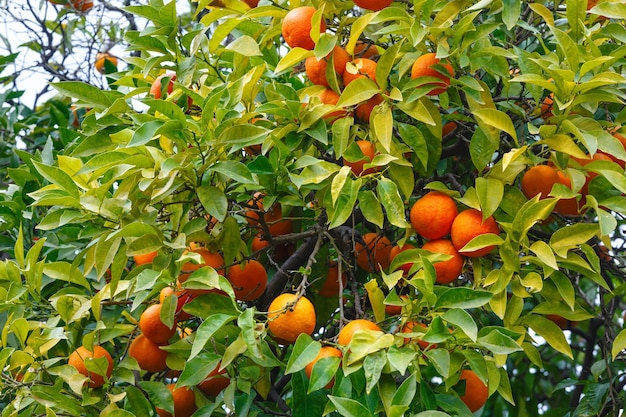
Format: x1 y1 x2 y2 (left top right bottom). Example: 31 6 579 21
1 0 626 416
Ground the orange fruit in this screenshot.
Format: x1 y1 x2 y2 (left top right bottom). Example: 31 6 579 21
198 363 230 398
251 233 270 253
355 93 384 123
159 287 194 320
607 131 626 168
128 334 168 373
458 369 489 412
355 232 392 272
344 140 378 176
138 304 177 345
68 0 93 12
243 0 259 7
281 7 326 50
304 346 343 388
305 46 350 87
353 41 380 59
442 120 458 136
227 259 267 301
267 293 316 344
319 262 347 297
422 239 464 284
520 165 561 200
388 243 416 275
337 319 381 346
343 58 377 87
384 294 408 316
401 321 434 349
411 53 454 96
553 171 583 216
410 191 458 240
150 72 176 99
68 345 114 388
133 250 158 265
450 209 499 257
243 192 286 232
353 0 393 11
95 53 117 74
317 88 349 122
156 384 197 417
179 246 225 283
546 314 569 329
541 93 554 118
572 152 613 195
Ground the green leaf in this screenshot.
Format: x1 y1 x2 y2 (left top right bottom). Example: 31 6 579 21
197 185 228 222
359 190 384 228
336 78 380 108
442 309 478 342
424 348 450 378
612 329 626 360
549 26 579 71
377 178 411 229
529 241 558 271
285 334 320 375
473 108 517 143
364 350 386 393
51 81 116 109
477 329 523 355
328 396 375 417
33 161 80 198
227 35 263 56
128 120 165 147
328 178 361 229
435 288 492 309
308 355 342 393
549 223 599 258
524 314 573 359
475 177 503 219
31 385 85 415
190 313 237 360
177 352 221 388
502 0 520 30
387 345 418 375
470 128 498 172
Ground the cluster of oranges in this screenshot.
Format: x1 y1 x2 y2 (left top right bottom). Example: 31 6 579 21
280 5 454 126
521 132 626 217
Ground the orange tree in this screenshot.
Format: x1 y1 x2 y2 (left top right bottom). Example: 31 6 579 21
1 0 626 416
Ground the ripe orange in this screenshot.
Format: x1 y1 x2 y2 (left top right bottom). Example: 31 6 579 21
65 0 93 12
411 53 454 96
611 132 626 168
156 384 197 417
388 243 416 275
385 294 409 316
150 72 176 99
344 140 378 176
355 93 384 123
318 262 347 297
355 232 392 272
159 287 193 321
227 259 267 301
353 0 393 11
304 346 343 388
179 246 225 282
337 319 382 345
133 250 158 265
343 58 377 87
442 120 458 136
139 304 177 345
95 53 117 74
541 93 554 118
243 0 259 7
521 165 561 200
553 171 583 216
128 334 168 373
243 193 286 232
198 363 230 398
318 88 349 122
353 41 381 59
401 321 434 349
572 152 613 195
458 369 489 412
422 239 464 284
305 46 349 87
450 209 499 257
267 293 316 344
68 345 114 388
281 7 326 50
251 233 270 253
410 191 458 240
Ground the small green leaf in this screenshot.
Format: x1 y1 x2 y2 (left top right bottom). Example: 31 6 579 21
524 314 573 359
285 335 320 375
328 396 375 417
612 329 626 360
377 178 411 229
226 35 263 56
435 288 492 309
549 223 599 258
